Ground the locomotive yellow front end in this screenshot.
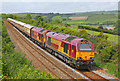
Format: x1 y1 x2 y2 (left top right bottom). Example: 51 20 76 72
75 40 95 69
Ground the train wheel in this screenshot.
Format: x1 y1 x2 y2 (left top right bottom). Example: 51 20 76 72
70 61 75 68
65 59 69 64
44 43 46 48
75 62 81 70
55 52 58 57
63 57 66 62
88 65 93 70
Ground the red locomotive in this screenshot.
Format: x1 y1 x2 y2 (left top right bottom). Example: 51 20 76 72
8 18 95 69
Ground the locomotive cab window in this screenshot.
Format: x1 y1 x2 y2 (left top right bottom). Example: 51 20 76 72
64 43 68 53
39 34 41 40
79 44 92 51
48 37 51 46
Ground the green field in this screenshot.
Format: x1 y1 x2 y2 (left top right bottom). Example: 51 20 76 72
51 11 118 26
66 24 119 43
80 29 119 43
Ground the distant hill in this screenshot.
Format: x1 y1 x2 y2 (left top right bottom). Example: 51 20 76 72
13 10 118 26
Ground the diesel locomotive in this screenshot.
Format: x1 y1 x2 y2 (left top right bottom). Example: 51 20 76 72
7 18 95 69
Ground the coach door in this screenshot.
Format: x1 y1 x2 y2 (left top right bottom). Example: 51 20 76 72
71 45 75 58
41 34 43 42
48 37 51 46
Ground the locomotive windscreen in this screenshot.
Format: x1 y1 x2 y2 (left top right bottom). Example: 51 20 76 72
78 44 92 51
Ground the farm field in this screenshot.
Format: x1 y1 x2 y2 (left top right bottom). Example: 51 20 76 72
80 29 119 43
50 11 118 26
68 16 88 20
68 26 119 43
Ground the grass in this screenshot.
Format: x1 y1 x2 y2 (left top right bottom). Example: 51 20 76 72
80 29 119 43
52 16 68 21
68 26 119 43
64 13 117 26
94 54 119 78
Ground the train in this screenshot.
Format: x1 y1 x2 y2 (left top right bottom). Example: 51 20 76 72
7 18 95 69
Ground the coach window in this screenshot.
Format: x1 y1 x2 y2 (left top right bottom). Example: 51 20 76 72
72 45 74 53
64 43 68 53
39 34 41 40
32 31 34 36
48 37 51 46
72 45 74 50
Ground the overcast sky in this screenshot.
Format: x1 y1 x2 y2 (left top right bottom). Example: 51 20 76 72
0 0 119 13
1 0 120 2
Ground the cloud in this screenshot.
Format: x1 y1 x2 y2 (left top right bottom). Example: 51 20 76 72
1 2 118 13
1 0 120 2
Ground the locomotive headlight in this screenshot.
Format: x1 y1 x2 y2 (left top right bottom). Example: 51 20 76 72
77 57 81 59
90 57 94 59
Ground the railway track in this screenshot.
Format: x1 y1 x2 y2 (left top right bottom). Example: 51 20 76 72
4 20 113 81
77 69 109 81
4 20 83 80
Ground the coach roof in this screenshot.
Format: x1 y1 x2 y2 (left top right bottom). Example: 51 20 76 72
23 24 34 29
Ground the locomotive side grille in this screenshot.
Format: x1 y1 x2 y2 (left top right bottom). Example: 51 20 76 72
64 36 77 42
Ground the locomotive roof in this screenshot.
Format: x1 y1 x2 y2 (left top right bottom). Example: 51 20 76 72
32 27 43 32
46 32 70 40
46 32 87 44
32 27 50 34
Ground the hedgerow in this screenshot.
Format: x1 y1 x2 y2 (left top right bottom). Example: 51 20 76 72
78 25 119 35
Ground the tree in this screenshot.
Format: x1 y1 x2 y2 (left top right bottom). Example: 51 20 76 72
52 18 61 24
35 15 44 21
26 13 32 19
8 14 14 19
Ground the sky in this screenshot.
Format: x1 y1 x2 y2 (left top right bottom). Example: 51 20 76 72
1 0 120 2
0 0 119 13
